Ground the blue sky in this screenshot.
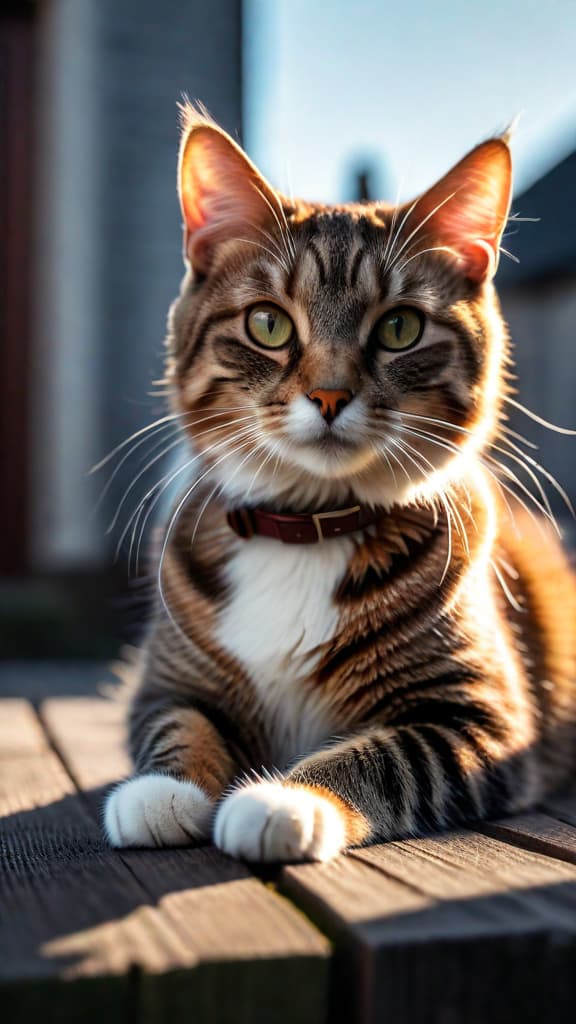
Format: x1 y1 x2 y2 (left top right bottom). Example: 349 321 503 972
245 0 576 204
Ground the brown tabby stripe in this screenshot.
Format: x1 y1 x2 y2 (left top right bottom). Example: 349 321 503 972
362 668 478 722
389 695 509 739
395 726 440 831
349 246 367 289
130 689 253 777
386 342 458 390
418 725 487 817
178 307 241 373
306 239 328 286
213 337 281 383
288 712 526 840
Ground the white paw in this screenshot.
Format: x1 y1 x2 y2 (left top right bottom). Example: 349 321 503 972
104 773 213 848
213 782 346 863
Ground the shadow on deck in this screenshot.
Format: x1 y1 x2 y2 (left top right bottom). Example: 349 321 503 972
2 669 576 1023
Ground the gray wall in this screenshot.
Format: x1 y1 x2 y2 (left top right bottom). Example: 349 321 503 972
31 0 242 569
500 277 576 517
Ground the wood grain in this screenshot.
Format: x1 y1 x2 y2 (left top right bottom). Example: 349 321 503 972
481 810 576 865
2 697 330 1023
41 694 132 800
8 691 576 1024
282 827 576 1024
1 701 191 1020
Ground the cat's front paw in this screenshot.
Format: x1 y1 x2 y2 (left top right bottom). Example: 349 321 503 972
104 773 213 848
213 781 346 863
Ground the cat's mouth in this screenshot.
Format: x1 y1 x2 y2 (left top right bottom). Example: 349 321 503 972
278 430 378 479
307 431 362 453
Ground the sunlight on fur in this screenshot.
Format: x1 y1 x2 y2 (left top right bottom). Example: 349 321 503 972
100 102 576 864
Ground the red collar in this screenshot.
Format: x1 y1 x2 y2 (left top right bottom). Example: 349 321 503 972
226 503 381 544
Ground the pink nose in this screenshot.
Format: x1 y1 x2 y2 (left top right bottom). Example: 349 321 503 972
307 388 353 424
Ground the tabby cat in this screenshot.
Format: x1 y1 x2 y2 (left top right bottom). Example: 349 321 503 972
104 104 576 862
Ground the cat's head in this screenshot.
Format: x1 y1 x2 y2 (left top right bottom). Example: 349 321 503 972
167 103 512 511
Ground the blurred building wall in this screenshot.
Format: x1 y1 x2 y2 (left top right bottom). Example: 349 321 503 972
31 0 242 570
497 148 576 516
500 280 576 515
0 3 35 576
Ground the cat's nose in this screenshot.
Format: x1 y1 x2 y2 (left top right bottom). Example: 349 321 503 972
307 388 353 424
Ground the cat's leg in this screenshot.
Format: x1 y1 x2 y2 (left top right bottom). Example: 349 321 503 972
214 693 538 862
105 704 238 848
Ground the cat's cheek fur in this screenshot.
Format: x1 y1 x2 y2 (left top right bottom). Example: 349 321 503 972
213 781 366 863
104 774 213 848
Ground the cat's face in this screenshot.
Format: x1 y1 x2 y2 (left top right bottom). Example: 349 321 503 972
168 106 511 510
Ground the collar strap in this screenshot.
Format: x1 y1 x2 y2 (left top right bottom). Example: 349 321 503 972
227 503 381 544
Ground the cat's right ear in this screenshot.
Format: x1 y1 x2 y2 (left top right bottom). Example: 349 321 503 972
394 138 512 284
178 104 280 274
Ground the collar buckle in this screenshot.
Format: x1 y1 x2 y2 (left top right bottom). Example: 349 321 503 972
311 505 361 542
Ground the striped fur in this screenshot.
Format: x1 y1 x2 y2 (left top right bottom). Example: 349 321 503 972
104 107 576 862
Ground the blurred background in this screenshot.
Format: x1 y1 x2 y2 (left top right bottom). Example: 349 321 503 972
1 0 575 680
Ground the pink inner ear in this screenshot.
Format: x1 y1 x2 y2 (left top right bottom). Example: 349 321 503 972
179 125 279 272
409 140 512 283
181 157 211 235
464 239 497 282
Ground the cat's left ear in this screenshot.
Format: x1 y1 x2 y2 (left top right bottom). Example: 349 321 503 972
178 103 282 273
404 138 512 283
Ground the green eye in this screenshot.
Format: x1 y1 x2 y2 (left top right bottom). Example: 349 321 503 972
377 307 424 351
246 305 293 349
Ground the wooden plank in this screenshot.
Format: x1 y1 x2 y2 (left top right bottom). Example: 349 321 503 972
41 694 131 798
282 828 576 1024
0 700 198 1021
481 811 576 866
37 696 331 1023
0 697 54 758
1 699 330 1023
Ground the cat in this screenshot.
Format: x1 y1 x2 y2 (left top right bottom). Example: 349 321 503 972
104 103 576 863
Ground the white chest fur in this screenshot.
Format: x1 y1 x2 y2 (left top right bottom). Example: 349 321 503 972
216 535 354 767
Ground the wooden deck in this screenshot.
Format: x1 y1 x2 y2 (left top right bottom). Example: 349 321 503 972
3 673 576 1023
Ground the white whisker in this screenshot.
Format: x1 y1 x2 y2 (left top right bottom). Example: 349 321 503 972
501 425 539 450
107 414 260 535
114 419 261 563
490 558 524 612
382 196 419 275
90 414 180 473
499 246 520 264
386 189 459 276
94 420 180 512
131 422 265 572
235 237 290 275
389 436 457 581
504 395 576 436
395 408 573 521
157 435 264 638
190 434 269 545
395 245 457 276
394 418 558 536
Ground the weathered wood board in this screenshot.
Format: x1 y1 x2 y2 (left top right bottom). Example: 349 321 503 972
1 698 329 1024
282 810 576 1024
4 689 576 1024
